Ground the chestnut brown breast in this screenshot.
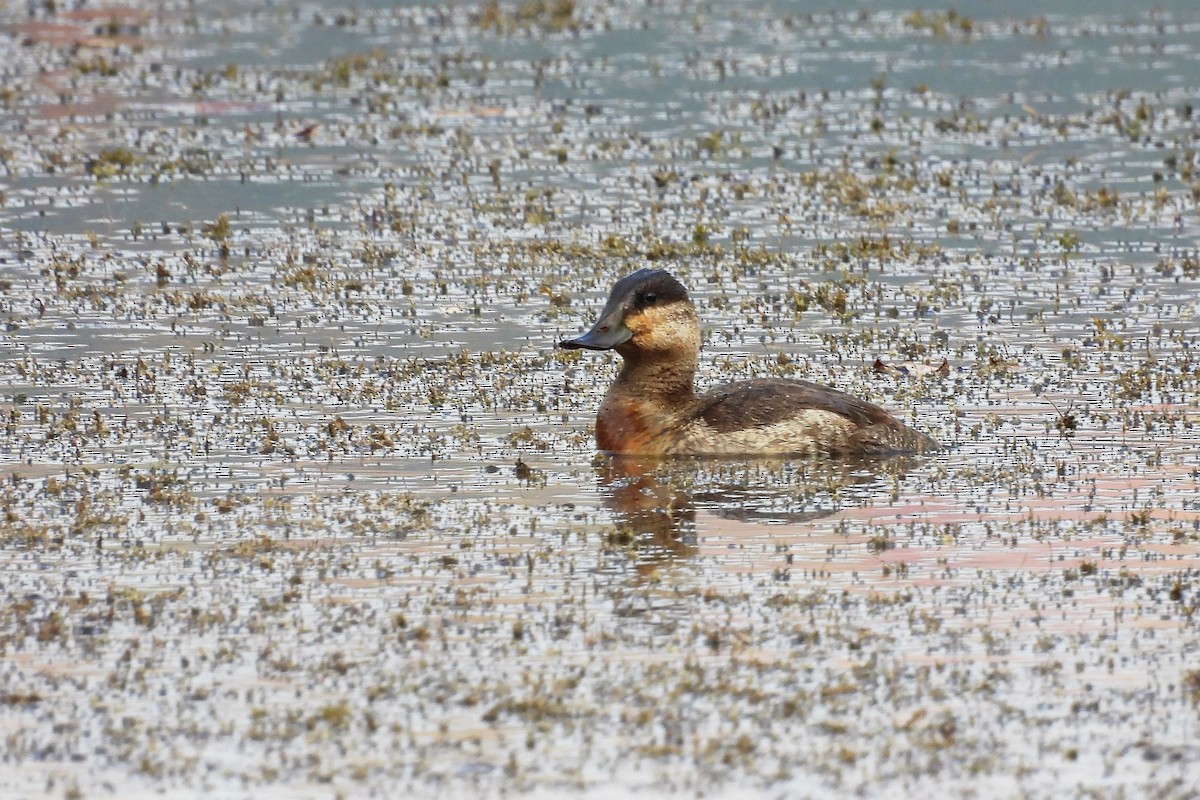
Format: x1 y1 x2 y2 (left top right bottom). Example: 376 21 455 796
596 399 668 454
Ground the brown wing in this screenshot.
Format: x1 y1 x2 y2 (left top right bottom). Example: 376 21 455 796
695 379 896 433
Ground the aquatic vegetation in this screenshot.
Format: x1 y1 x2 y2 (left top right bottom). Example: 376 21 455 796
0 1 1198 798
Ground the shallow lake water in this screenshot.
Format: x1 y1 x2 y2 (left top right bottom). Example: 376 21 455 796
1 1 1199 798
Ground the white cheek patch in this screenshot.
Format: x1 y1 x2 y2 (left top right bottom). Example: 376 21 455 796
630 308 699 352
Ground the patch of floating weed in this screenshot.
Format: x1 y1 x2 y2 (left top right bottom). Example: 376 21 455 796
279 258 336 291
315 49 387 89
812 235 942 265
0 85 20 110
1184 671 1200 706
308 701 353 732
1112 361 1156 401
107 586 184 629
87 147 137 179
74 54 120 76
1154 254 1200 278
223 536 281 563
201 213 232 244
788 271 870 322
0 691 43 706
126 467 195 508
903 9 974 38
156 150 217 178
933 113 988 134
482 695 573 723
477 0 578 34
797 169 917 220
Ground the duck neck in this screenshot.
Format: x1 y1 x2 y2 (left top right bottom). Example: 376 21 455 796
613 353 698 406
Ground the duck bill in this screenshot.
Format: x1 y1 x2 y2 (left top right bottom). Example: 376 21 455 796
558 311 632 351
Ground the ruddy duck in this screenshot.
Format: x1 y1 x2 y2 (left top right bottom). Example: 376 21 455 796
559 269 938 456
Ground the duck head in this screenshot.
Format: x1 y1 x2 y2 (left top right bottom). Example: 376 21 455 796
558 269 698 358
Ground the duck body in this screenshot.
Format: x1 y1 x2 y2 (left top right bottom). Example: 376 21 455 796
560 269 938 457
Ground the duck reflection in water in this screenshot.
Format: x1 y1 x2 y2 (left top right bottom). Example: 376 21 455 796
596 454 918 567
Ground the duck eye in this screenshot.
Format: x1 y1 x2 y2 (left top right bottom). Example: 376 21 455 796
644 292 657 305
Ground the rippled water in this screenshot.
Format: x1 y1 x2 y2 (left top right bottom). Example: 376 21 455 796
2 1 1199 798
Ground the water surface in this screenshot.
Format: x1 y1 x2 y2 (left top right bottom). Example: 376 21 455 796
1 1 1199 797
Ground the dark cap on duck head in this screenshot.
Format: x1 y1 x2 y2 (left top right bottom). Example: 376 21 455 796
558 269 690 351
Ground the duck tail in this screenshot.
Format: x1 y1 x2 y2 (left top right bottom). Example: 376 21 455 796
852 422 940 456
